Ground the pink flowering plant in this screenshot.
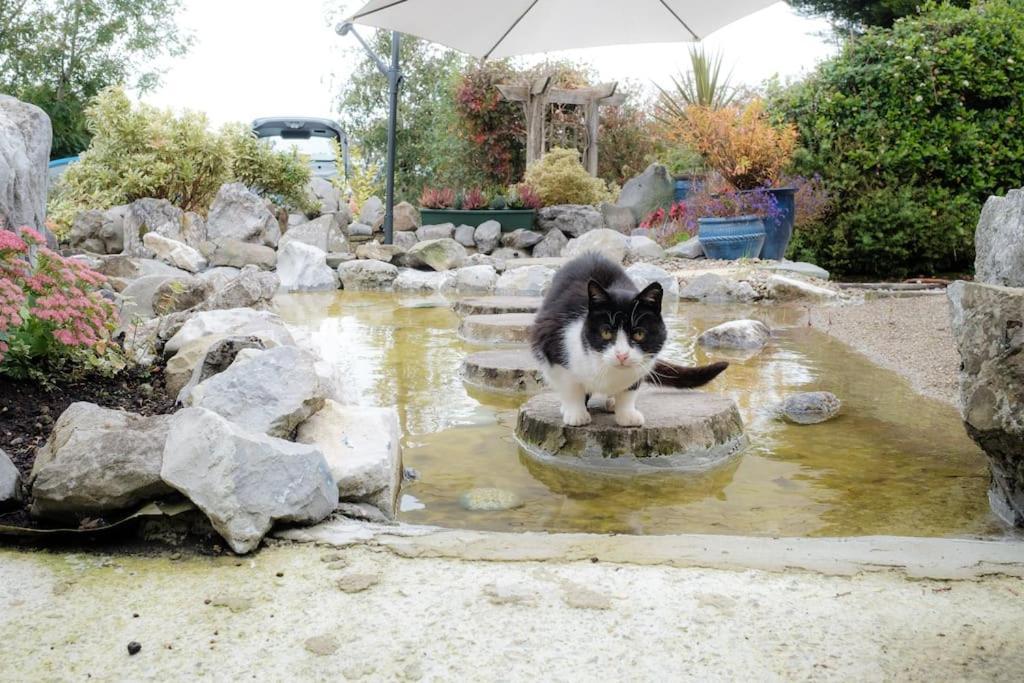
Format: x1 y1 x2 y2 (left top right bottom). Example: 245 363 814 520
0 227 118 380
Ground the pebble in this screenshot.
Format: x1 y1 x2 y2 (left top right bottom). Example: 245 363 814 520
127 641 142 656
458 487 524 512
779 392 842 425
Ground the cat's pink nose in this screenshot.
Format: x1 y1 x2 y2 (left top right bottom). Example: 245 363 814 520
615 351 629 364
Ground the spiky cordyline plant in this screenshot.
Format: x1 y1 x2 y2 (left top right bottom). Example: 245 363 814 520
654 45 735 125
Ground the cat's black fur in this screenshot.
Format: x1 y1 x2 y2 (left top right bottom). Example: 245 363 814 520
530 253 728 388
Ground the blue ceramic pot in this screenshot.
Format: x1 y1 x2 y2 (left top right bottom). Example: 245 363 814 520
759 187 796 260
674 178 696 203
697 215 767 260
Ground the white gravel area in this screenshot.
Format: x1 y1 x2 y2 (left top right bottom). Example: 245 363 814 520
807 293 959 406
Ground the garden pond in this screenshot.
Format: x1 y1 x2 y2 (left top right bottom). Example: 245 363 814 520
275 291 1001 539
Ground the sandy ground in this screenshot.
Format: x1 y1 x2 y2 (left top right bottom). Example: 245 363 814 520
2 536 1024 682
806 294 959 406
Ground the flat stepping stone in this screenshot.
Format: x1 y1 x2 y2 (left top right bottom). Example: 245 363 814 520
462 349 544 394
515 389 746 472
453 296 542 316
458 313 535 345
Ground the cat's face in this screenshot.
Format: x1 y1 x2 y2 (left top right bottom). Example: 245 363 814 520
584 280 667 370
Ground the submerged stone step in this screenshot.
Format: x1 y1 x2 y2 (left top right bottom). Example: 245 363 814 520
515 390 746 472
452 296 543 317
461 349 545 394
458 313 535 345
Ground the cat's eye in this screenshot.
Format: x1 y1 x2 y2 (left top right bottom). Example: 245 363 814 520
599 326 614 341
632 329 646 342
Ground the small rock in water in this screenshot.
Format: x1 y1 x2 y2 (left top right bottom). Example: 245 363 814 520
459 487 523 511
779 392 841 425
698 319 771 350
127 641 142 656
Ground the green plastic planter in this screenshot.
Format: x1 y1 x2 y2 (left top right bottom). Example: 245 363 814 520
420 208 536 232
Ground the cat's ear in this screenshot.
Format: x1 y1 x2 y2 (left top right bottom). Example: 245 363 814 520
587 280 610 308
636 282 663 309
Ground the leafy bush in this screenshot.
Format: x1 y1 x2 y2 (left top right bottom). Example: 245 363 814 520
524 148 617 206
772 0 1024 275
666 100 796 190
454 62 526 187
48 87 313 236
597 99 660 185
1 227 119 381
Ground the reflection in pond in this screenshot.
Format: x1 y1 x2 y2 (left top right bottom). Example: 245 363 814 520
276 292 996 538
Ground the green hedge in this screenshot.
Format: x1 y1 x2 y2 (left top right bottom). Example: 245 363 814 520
772 1 1024 276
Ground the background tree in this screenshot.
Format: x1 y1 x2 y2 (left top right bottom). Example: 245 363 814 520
788 0 972 30
0 0 191 158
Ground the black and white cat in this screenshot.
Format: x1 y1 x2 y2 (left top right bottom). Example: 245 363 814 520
530 253 728 427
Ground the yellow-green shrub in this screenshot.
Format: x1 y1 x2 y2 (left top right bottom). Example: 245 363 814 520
523 148 617 207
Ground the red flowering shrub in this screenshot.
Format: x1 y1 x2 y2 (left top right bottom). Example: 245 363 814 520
0 227 117 380
508 183 542 210
419 187 456 209
461 187 489 211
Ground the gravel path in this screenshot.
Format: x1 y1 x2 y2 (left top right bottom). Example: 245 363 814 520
806 293 959 406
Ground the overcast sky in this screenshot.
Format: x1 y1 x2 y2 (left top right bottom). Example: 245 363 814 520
143 1 837 127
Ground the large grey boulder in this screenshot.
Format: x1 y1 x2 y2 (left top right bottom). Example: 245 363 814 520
495 265 556 297
0 94 51 238
173 335 266 403
1 448 22 511
765 275 837 302
393 230 418 252
532 228 568 258
279 214 348 253
455 265 498 294
392 268 456 294
563 228 629 263
152 277 211 316
359 196 385 229
347 222 373 239
122 199 185 258
601 202 636 233
121 274 197 321
698 319 771 350
625 263 679 299
454 224 477 247
207 182 280 247
393 201 420 231
502 229 544 250
69 206 127 254
948 281 1024 525
307 177 341 214
202 238 277 270
975 188 1024 287
161 408 338 554
355 241 404 263
143 232 207 273
338 259 399 291
192 265 279 312
29 403 173 519
181 211 208 250
626 235 665 261
473 220 502 254
415 223 454 242
296 401 402 518
277 241 339 292
405 238 466 271
615 163 674 221
164 308 295 356
186 345 329 438
537 205 603 237
666 236 704 259
679 273 757 303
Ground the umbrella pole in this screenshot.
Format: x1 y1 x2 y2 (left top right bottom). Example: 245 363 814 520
383 31 400 246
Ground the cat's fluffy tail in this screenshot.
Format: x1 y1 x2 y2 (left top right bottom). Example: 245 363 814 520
646 360 729 389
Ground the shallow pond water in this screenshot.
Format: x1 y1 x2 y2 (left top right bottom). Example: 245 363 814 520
276 291 998 538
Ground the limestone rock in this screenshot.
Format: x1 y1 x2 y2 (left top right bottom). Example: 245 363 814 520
625 263 679 299
778 392 842 425
764 261 829 281
143 232 207 273
948 280 1024 525
626 235 665 261
452 296 542 316
405 238 466 271
121 275 196 321
474 220 502 254
601 202 636 233
455 265 498 294
69 206 126 255
1 448 22 511
459 313 535 344
502 229 544 250
296 401 402 518
338 259 399 291
181 211 207 250
347 222 373 239
279 214 348 253
0 95 51 237
122 199 185 257
563 229 629 263
186 345 328 438
537 205 603 237
207 182 280 247
454 224 476 247
459 488 523 511
393 201 420 230
173 336 266 403
766 274 837 302
29 403 173 519
464 253 506 271
152 277 211 316
202 239 277 270
975 188 1024 287
415 223 455 241
193 265 279 312
392 268 456 294
461 349 543 394
161 408 337 554
679 273 757 303
164 308 295 356
92 254 188 280
393 230 418 252
615 163 674 221
277 241 339 292
307 177 341 214
666 236 704 259
359 196 385 229
698 320 771 350
495 265 555 297
326 252 356 268
532 228 568 258
355 241 404 263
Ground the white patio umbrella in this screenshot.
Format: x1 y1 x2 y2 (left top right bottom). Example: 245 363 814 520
339 0 777 242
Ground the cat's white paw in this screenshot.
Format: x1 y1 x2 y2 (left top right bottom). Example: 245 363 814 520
615 408 645 427
562 406 592 426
